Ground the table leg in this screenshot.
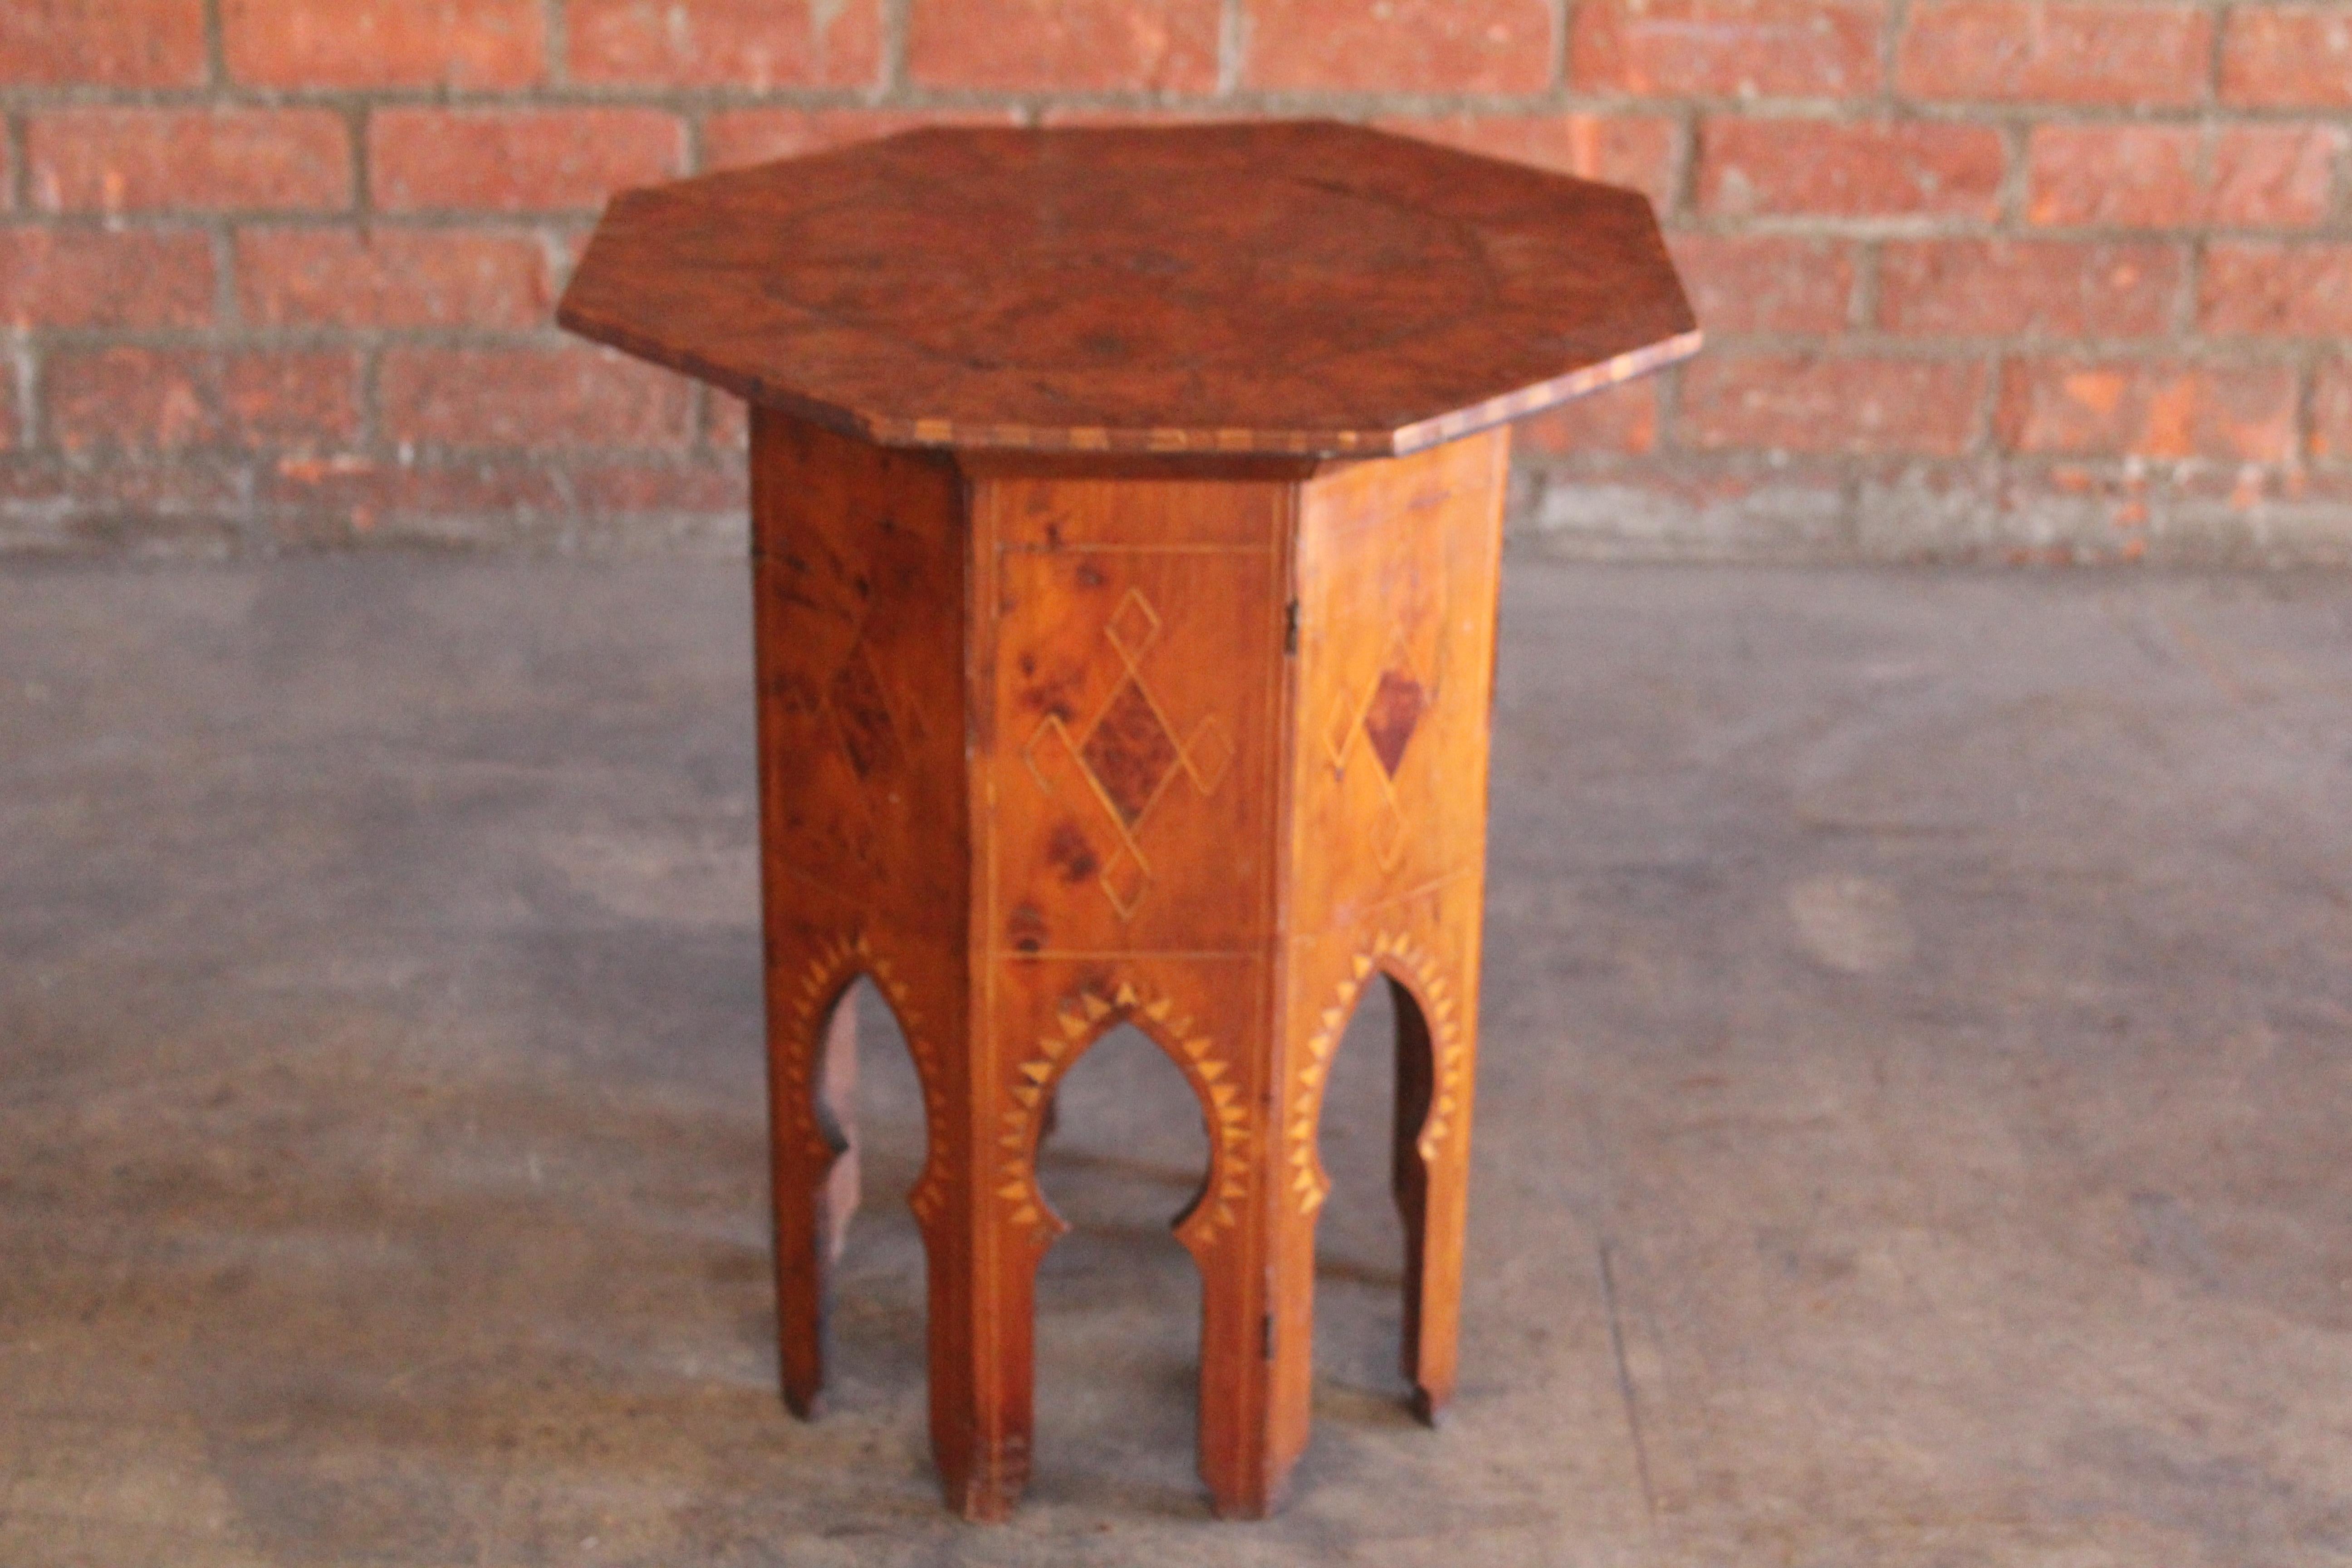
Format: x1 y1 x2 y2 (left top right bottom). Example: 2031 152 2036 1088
1283 432 1505 1435
1373 968 1449 1420
748 412 973 1436
766 954 858 1420
927 1050 1040 1522
1195 1122 1316 1519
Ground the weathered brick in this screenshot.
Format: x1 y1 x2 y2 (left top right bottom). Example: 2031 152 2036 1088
2313 360 2352 461
1878 240 2181 338
371 109 686 214
1571 0 1885 99
1896 0 2210 105
909 0 1218 90
1681 354 1984 453
47 348 360 454
0 0 206 86
1699 118 2005 218
28 109 350 215
569 0 881 87
2222 4 2352 109
378 347 696 450
701 109 1025 172
235 230 551 330
2209 126 2345 228
0 230 214 329
1243 0 1555 92
1372 114 1680 208
1668 235 1854 333
2197 243 2352 338
223 0 543 88
2027 126 2193 227
1996 358 2298 461
2029 124 2342 228
1517 381 1660 455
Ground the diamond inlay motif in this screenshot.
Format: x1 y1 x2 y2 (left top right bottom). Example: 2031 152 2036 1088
1024 588 1233 919
1323 630 1435 872
1081 680 1180 826
1362 669 1426 779
1105 589 1162 666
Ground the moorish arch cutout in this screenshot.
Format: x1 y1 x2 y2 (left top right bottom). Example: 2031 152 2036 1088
785 931 953 1229
993 977 1255 1259
1284 932 1468 1220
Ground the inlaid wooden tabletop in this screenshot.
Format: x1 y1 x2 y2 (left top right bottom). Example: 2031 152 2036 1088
559 121 1700 458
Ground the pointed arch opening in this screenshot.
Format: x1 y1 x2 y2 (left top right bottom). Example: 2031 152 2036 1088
1029 1017 1212 1499
1309 967 1440 1409
799 972 933 1410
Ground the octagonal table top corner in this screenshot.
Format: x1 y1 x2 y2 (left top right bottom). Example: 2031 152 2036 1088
557 118 1701 460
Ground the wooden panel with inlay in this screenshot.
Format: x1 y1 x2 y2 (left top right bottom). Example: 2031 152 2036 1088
748 409 1514 1520
746 412 977 1461
966 464 1295 1515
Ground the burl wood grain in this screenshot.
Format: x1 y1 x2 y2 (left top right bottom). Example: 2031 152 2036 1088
752 406 1509 1519
559 122 1699 458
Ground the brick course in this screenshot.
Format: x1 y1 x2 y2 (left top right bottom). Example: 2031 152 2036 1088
1571 0 1886 99
1245 0 1556 93
1876 240 2181 339
569 0 882 88
221 0 546 88
1698 118 2008 219
370 108 688 214
1996 359 2300 463
2222 5 2352 110
908 0 1220 92
234 230 554 330
1 0 207 88
46 348 362 455
0 0 2346 563
1895 1 2212 107
2028 124 2346 229
28 109 353 215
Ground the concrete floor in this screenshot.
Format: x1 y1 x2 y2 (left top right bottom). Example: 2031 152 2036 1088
4 557 2351 1568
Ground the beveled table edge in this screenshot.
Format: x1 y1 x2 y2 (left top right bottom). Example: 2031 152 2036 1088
555 285 1705 461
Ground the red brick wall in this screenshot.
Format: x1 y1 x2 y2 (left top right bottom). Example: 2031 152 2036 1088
3 1 2348 561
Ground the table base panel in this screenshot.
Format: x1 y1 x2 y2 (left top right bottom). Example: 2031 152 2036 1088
750 411 1505 1519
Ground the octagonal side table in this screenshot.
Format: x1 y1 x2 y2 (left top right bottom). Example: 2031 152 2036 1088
559 121 1698 1521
